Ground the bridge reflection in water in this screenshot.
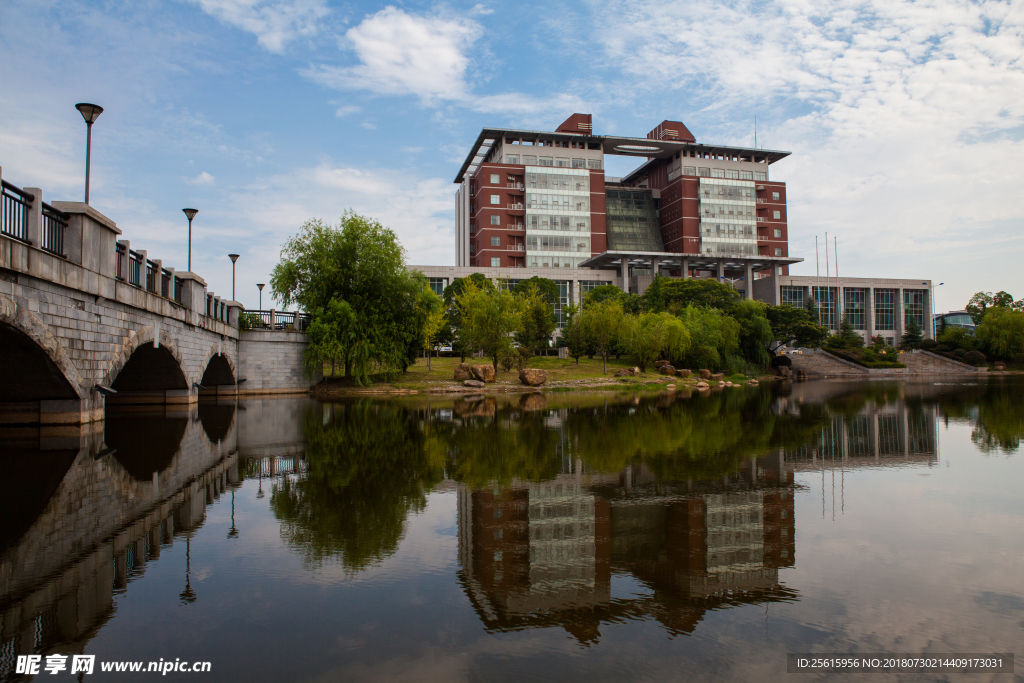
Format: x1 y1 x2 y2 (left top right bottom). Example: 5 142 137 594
0 399 242 671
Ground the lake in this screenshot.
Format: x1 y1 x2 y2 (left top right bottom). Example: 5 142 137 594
2 379 1022 681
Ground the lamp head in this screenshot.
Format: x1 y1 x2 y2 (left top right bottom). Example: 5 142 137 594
182 208 198 221
229 254 240 263
257 283 265 291
75 103 104 124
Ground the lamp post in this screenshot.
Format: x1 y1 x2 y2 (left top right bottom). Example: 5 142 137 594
182 209 198 272
75 103 104 205
228 254 239 301
257 283 265 311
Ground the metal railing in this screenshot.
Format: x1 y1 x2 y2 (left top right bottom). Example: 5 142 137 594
1 180 33 243
39 202 67 256
507 224 525 231
244 310 311 331
146 261 156 291
507 203 524 210
128 250 142 286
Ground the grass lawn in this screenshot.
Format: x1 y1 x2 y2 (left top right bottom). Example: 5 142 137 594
316 354 710 393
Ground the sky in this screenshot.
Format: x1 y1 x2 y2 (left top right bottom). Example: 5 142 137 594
1 0 1022 311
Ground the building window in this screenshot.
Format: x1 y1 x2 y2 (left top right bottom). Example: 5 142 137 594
772 191 780 201
875 289 896 330
774 248 783 256
506 154 519 164
523 155 537 165
726 169 739 179
844 288 867 329
711 168 726 178
697 167 711 177
813 286 838 329
781 286 805 308
740 171 753 180
490 215 500 225
555 158 570 167
554 280 571 329
904 290 926 330
490 174 499 184
773 210 781 220
539 157 553 166
491 236 500 246
490 194 500 205
572 158 586 168
490 257 501 267
428 278 446 296
587 159 602 170
755 171 767 181
774 228 782 237
683 166 696 176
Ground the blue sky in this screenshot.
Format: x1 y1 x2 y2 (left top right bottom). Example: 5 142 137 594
1 0 1022 310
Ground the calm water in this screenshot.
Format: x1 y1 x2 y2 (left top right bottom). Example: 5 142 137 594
2 379 1023 682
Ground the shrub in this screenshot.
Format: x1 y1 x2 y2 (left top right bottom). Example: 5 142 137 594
954 348 967 357
771 355 793 368
936 343 953 353
920 339 938 350
963 350 987 365
938 326 976 352
238 311 262 331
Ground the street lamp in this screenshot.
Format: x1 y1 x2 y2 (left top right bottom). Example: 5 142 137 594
228 254 240 301
257 283 265 311
182 208 198 272
75 103 103 205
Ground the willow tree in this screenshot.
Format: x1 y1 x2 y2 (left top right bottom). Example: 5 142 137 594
271 213 423 384
455 280 524 372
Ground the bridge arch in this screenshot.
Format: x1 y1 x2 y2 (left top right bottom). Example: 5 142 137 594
0 295 88 403
104 326 189 402
200 344 236 387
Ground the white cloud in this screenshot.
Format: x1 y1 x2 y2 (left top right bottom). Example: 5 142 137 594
191 171 216 185
590 0 1024 307
306 7 480 104
188 0 330 52
333 104 361 117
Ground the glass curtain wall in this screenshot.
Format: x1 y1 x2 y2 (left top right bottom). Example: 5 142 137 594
780 286 806 308
904 290 925 331
605 189 663 251
812 286 838 329
874 289 897 331
844 288 867 329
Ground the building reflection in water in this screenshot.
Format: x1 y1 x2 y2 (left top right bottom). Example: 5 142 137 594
0 399 241 672
456 453 797 644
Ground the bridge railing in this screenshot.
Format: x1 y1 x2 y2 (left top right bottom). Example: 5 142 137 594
243 309 311 331
1 180 32 243
40 202 67 257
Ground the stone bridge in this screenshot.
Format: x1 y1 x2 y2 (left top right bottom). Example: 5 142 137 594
0 172 317 424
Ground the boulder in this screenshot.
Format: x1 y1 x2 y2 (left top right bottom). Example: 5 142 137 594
519 368 547 386
658 364 676 375
699 369 712 379
463 379 485 388
994 362 1006 371
695 381 710 389
631 367 641 376
666 384 676 391
718 381 726 386
471 364 496 383
614 370 628 377
779 366 791 378
654 360 670 368
454 363 473 381
710 372 724 381
676 369 691 378
519 392 547 411
748 379 759 386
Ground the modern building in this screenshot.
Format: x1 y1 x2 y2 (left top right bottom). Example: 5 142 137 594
450 113 801 298
756 274 935 344
934 310 975 332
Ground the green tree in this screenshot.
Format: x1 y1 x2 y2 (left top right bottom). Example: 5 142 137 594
900 318 925 349
271 214 422 383
515 283 557 354
827 316 866 350
805 293 821 326
621 312 691 372
583 284 626 307
640 274 667 313
976 307 1024 359
937 325 976 351
305 298 356 377
730 299 774 366
455 280 525 373
562 303 588 364
660 278 741 312
675 306 741 371
580 299 625 373
417 286 446 371
511 276 559 305
766 304 828 351
443 274 494 361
